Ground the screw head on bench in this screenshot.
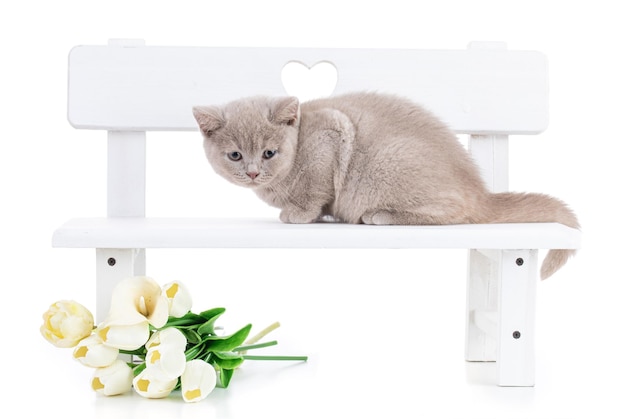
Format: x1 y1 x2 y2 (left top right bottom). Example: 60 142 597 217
513 331 521 339
107 257 116 266
516 258 524 266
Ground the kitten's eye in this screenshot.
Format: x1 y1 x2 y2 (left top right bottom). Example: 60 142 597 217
263 149 277 159
227 151 242 161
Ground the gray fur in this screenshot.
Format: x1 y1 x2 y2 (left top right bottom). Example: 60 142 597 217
192 92 579 279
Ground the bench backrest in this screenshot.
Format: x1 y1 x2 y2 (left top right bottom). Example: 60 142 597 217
66 39 549 217
68 40 548 135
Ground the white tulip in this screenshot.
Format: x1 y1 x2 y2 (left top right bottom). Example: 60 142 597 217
105 276 169 328
144 328 187 380
99 276 170 350
181 360 217 402
73 333 119 367
132 367 178 399
162 281 192 318
91 359 134 396
97 321 150 351
40 300 94 348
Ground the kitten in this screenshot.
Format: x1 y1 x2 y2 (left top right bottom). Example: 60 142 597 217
192 92 579 279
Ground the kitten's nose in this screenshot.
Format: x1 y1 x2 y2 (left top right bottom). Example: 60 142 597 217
246 171 259 180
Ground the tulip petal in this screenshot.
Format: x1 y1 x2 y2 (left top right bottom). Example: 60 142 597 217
73 334 119 367
92 359 133 396
132 368 178 399
106 277 169 328
98 322 150 351
144 328 187 380
163 281 193 318
181 360 217 402
145 327 187 350
146 347 186 381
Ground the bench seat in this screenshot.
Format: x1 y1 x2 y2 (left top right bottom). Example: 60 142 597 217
52 217 580 250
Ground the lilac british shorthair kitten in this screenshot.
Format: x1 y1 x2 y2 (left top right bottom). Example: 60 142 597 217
192 92 579 279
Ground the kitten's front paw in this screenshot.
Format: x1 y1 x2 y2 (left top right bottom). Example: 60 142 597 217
280 208 320 224
361 210 394 225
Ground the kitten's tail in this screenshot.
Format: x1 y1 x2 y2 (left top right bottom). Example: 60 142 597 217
486 192 580 280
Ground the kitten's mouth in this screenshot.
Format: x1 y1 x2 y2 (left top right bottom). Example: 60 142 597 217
241 171 272 187
241 177 264 188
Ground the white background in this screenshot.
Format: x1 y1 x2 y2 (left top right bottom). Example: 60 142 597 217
1 1 624 418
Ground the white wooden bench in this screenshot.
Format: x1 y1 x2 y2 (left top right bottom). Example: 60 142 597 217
52 39 581 387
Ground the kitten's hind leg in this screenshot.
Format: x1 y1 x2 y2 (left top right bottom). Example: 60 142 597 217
361 209 461 225
361 209 412 225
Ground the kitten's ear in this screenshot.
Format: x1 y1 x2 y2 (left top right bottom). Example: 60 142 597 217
270 97 300 126
192 106 225 136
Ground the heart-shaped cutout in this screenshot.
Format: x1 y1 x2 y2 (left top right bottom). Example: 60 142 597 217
281 61 338 102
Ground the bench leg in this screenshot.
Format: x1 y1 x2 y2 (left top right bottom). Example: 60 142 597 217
95 248 146 323
498 249 537 387
466 249 499 362
466 249 538 386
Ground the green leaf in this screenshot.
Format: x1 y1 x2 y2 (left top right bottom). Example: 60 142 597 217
212 352 245 370
164 312 206 328
219 368 235 388
180 328 202 344
197 308 226 336
199 307 226 321
203 324 252 352
185 342 206 361
132 362 147 377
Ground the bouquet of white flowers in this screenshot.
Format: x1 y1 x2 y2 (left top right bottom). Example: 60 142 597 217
41 276 306 402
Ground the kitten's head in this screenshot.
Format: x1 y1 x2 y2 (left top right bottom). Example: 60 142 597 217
192 96 300 188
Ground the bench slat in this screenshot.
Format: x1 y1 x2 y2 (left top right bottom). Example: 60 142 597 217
68 45 548 134
52 218 580 250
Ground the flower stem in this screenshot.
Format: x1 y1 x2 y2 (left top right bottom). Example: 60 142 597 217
245 322 280 345
119 349 146 358
242 355 308 361
239 322 280 355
